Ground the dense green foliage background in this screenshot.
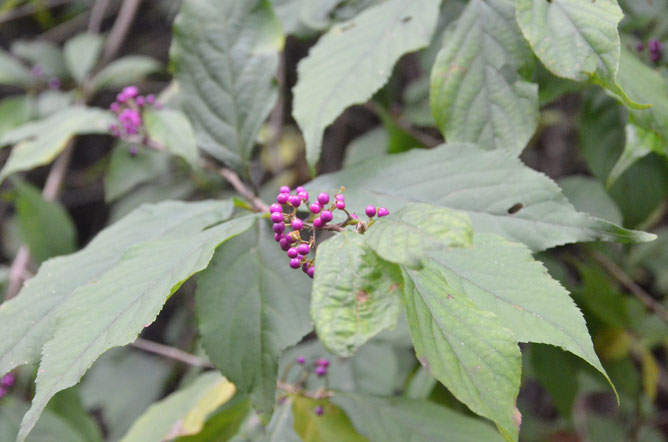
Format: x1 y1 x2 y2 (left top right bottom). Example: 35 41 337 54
0 0 667 441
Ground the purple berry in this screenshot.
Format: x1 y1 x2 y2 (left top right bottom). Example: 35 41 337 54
297 356 306 364
288 195 302 207
129 146 138 157
297 244 310 255
280 185 291 193
302 262 310 273
1 373 15 388
298 191 309 201
273 222 285 234
296 186 305 193
351 213 359 219
286 234 297 244
276 193 289 205
31 65 44 77
270 203 282 213
320 210 333 223
287 248 299 259
271 212 284 223
274 233 282 242
316 358 330 368
110 102 120 113
315 365 327 376
636 41 644 52
310 203 322 214
317 193 330 205
122 85 139 98
315 405 324 416
336 200 345 210
377 207 390 217
279 238 289 249
290 258 302 269
313 217 324 228
335 194 345 201
365 205 377 217
48 77 61 90
307 266 315 279
292 218 304 230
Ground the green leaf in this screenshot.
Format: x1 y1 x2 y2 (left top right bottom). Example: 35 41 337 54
312 231 402 357
0 202 227 423
0 107 114 183
11 40 67 78
63 33 104 83
177 397 251 442
364 203 473 268
17 212 258 441
530 344 581 418
13 179 77 264
606 123 654 188
259 395 300 442
558 176 622 225
515 0 645 109
334 392 505 442
104 142 171 202
430 0 538 155
305 143 654 252
144 108 199 167
343 128 388 168
196 221 312 419
401 263 521 441
426 233 611 389
171 0 282 176
89 55 161 92
0 50 33 87
121 372 236 442
0 95 32 140
46 388 103 442
291 396 367 442
293 0 442 172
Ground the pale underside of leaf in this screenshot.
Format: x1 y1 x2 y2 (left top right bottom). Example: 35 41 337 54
0 200 233 379
293 0 441 171
171 0 280 176
312 231 402 357
431 0 538 155
305 143 654 252
17 213 257 441
401 264 521 441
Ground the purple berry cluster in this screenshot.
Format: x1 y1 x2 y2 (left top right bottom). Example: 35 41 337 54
0 372 15 398
296 355 330 377
108 86 159 140
637 38 664 64
271 186 389 277
30 64 61 90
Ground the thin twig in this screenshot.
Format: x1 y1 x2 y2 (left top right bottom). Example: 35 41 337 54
5 246 30 300
100 0 142 65
589 250 668 323
215 165 270 213
131 338 214 368
277 381 333 400
364 102 442 148
88 0 111 33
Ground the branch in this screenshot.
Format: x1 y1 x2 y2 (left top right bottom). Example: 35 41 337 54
589 250 668 324
100 0 142 65
210 163 270 213
130 338 214 368
88 0 111 33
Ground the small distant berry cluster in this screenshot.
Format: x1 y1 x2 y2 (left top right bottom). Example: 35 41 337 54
295 356 330 416
271 186 389 277
0 372 15 398
30 64 61 90
637 38 664 64
108 86 160 152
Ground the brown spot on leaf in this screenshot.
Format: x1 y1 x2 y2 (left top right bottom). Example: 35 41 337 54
507 203 524 214
447 294 454 299
356 290 369 303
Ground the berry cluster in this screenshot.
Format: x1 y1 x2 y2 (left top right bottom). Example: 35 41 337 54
295 355 330 416
108 86 159 142
30 64 61 90
271 186 389 277
0 372 15 398
637 38 664 64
